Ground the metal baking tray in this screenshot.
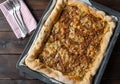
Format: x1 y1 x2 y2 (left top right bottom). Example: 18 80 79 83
16 0 120 84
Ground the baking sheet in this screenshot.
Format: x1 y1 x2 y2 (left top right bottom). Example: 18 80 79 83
17 0 120 84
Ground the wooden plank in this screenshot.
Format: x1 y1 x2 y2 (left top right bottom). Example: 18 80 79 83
0 0 5 3
0 32 29 54
0 17 12 32
0 79 45 84
24 0 49 11
24 0 50 22
0 55 39 79
101 79 120 84
0 55 24 79
0 55 22 79
0 23 11 32
32 10 45 21
93 0 120 11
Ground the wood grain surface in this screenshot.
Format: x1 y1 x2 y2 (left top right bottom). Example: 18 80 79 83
0 0 120 84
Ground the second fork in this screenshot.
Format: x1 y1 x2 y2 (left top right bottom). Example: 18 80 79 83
12 0 28 35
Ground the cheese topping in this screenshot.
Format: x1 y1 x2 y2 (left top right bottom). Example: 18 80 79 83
39 4 108 80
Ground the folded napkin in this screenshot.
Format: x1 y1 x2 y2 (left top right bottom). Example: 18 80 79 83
0 0 37 38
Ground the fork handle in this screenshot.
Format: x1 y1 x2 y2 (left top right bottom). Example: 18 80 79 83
16 10 28 34
13 12 26 38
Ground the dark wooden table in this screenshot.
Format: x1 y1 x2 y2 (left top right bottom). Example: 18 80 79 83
0 0 120 84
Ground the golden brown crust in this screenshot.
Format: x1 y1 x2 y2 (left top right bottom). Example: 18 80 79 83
25 0 116 84
25 0 66 67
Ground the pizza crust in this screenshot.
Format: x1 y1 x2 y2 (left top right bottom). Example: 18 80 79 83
25 0 116 84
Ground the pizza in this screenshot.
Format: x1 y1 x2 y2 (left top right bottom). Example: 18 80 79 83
25 0 116 84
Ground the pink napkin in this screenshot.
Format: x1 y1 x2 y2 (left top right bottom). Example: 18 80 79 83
0 0 37 38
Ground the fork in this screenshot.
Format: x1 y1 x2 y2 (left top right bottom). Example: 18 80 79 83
12 0 28 35
4 1 26 38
